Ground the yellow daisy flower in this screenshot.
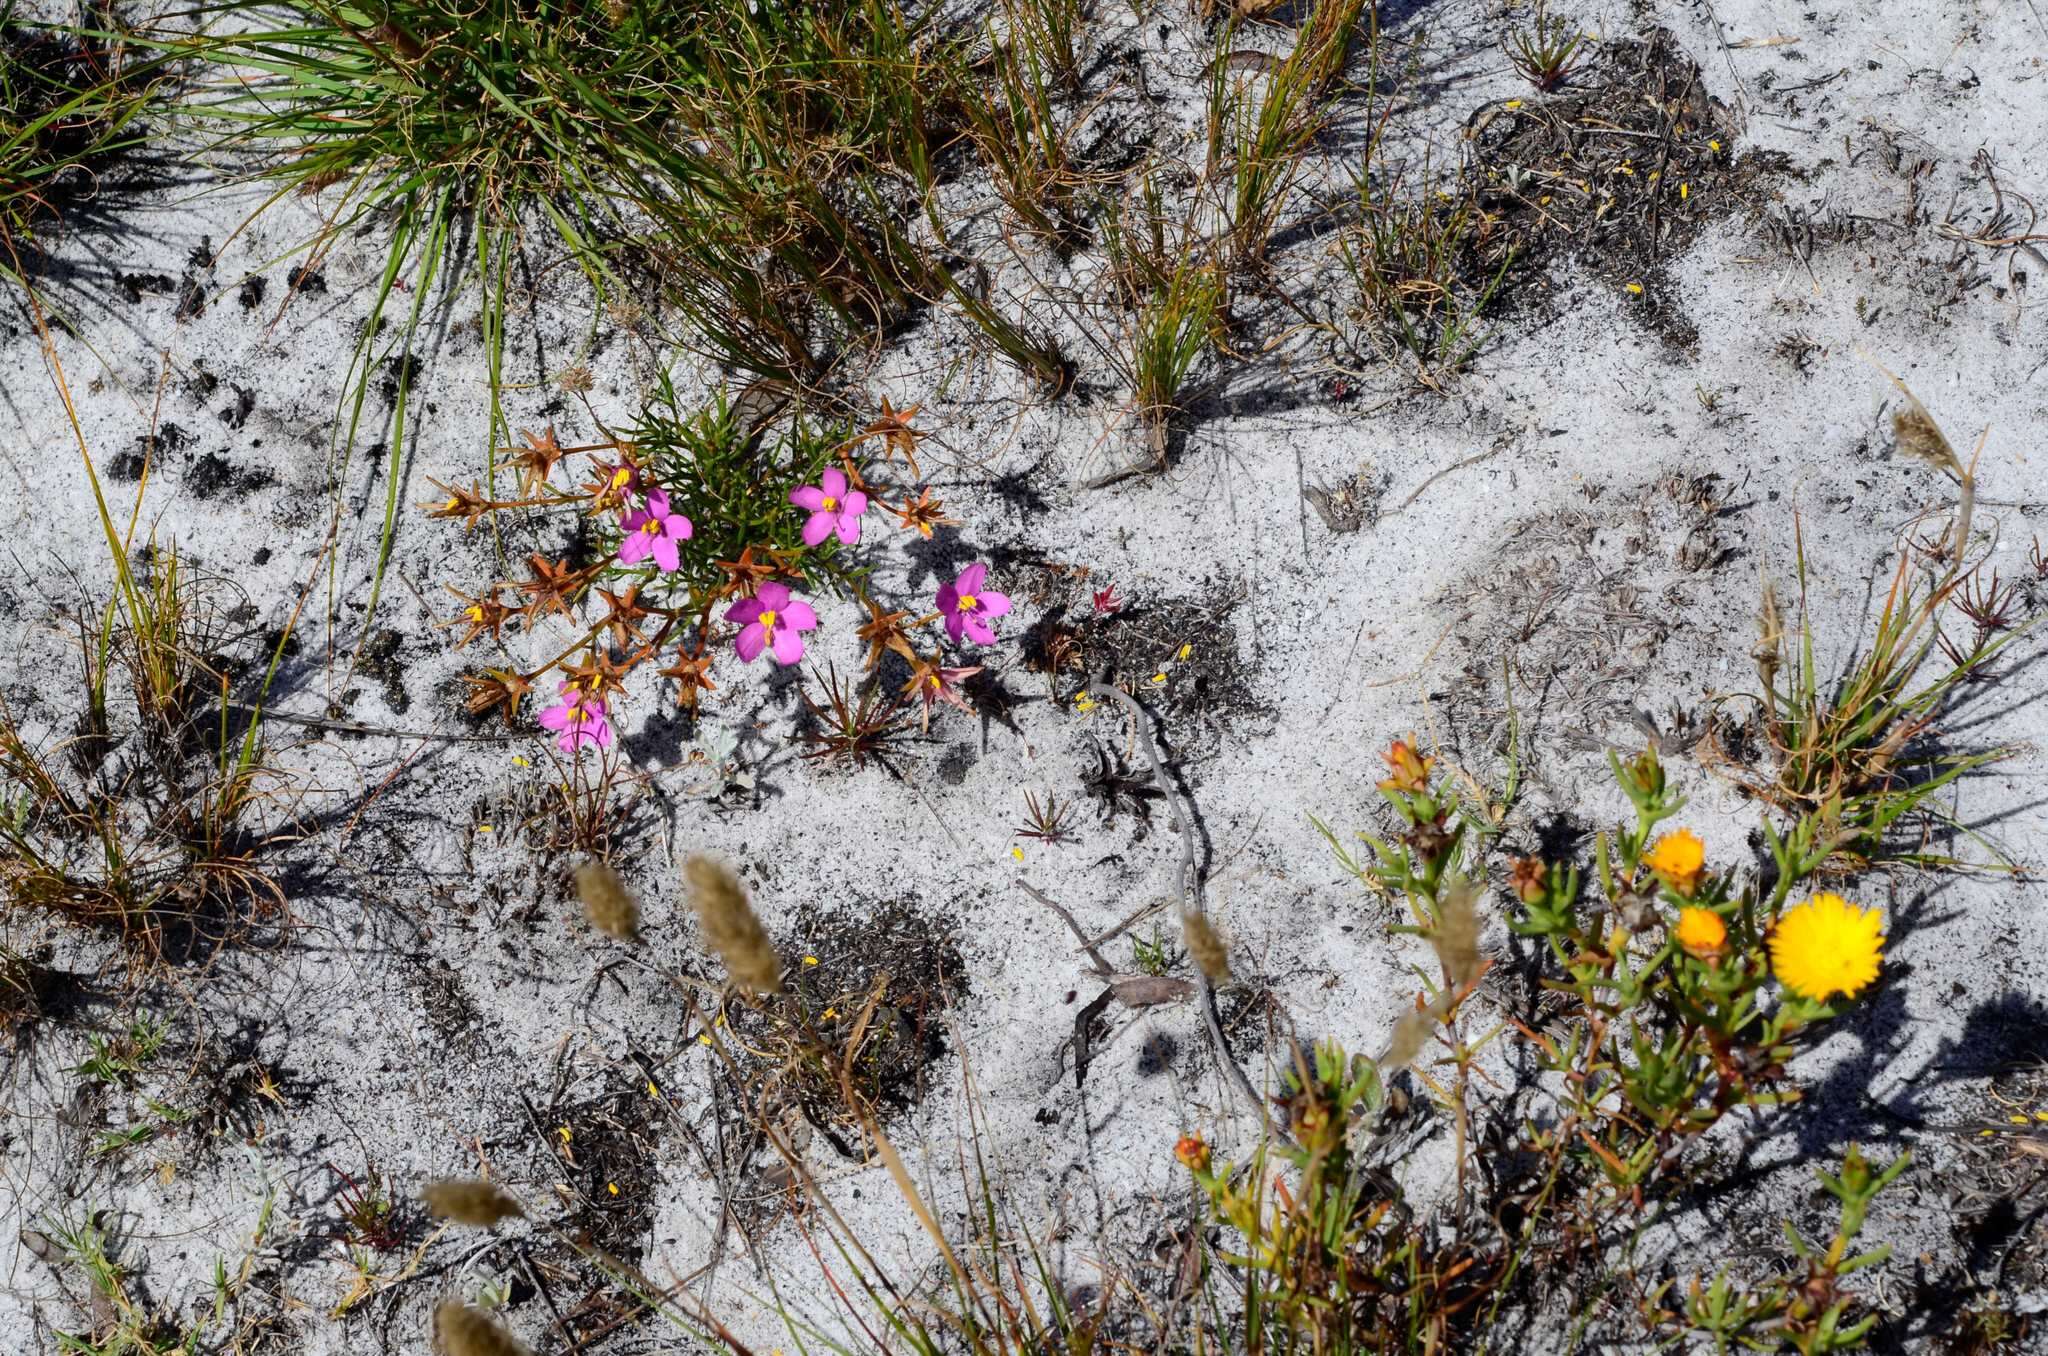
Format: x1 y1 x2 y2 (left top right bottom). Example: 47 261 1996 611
1674 906 1727 958
1643 829 1706 897
1770 894 1885 1001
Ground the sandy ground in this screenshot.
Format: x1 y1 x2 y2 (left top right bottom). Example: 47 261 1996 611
4 1 2048 1351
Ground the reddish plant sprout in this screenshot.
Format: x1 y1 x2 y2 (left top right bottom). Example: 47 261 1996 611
539 682 614 754
727 580 818 665
1091 583 1123 616
618 488 694 572
937 563 1012 645
791 466 868 547
858 395 927 476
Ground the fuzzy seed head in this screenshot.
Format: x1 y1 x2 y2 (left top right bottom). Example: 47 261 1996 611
685 856 783 994
1429 879 1483 986
421 1180 525 1228
1377 993 1450 1071
436 1299 531 1356
1181 911 1231 984
1891 401 1961 478
574 862 640 941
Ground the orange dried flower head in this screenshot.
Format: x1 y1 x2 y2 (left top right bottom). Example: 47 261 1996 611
1674 906 1727 959
516 554 590 621
595 582 655 651
712 545 784 599
508 425 566 495
460 670 531 727
1507 856 1548 904
560 649 632 702
438 586 517 650
1378 737 1433 796
860 396 927 476
658 644 717 711
892 486 958 539
1173 1133 1211 1173
423 478 493 530
855 594 918 671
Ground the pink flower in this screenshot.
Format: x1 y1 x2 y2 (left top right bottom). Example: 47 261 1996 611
618 489 693 573
538 683 614 754
725 580 818 665
936 563 1011 646
790 466 867 547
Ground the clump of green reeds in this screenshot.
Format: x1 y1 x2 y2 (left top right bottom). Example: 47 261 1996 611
1 18 168 284
1208 0 1365 271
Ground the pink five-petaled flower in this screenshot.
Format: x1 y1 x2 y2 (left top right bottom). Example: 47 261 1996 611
791 466 868 547
538 683 614 755
618 489 693 573
726 580 818 666
936 563 1012 646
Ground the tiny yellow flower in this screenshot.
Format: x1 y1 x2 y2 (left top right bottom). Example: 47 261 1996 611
476 824 495 833
1010 845 1025 862
1149 672 1167 685
1643 829 1706 896
1769 893 1885 1002
511 755 530 767
1625 282 1645 295
1679 183 1690 200
1177 643 1192 660
1505 99 1523 110
1709 139 1722 152
697 1032 712 1045
607 1182 619 1196
647 1081 659 1098
1674 906 1727 958
801 955 819 967
557 1126 572 1142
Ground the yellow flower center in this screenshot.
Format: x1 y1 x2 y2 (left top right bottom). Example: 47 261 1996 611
758 609 778 631
957 593 978 611
821 495 839 512
641 517 661 536
464 605 484 621
609 468 631 490
444 496 462 511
